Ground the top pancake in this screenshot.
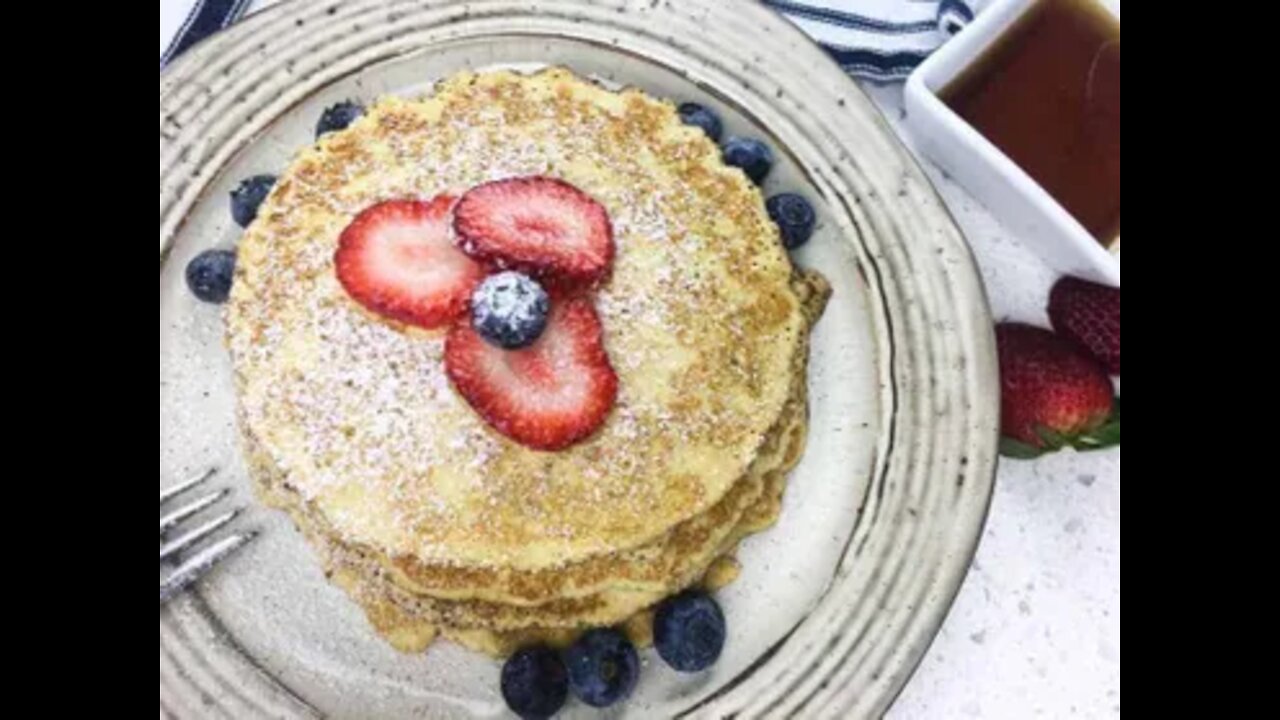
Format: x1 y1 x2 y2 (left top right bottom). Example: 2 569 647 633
227 68 811 571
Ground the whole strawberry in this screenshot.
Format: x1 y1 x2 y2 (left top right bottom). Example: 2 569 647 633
1049 277 1121 375
997 324 1119 458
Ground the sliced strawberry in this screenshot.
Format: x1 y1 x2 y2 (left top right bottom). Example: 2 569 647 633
453 177 615 284
335 197 486 330
446 297 618 451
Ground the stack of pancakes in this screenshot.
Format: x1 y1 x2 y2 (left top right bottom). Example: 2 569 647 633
227 69 829 656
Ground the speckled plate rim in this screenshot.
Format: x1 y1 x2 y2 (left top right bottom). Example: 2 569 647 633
160 1 999 718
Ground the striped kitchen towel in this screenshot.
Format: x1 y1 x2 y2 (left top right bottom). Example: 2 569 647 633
160 0 253 69
764 0 985 81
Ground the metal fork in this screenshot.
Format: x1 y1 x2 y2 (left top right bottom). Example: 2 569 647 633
160 469 256 605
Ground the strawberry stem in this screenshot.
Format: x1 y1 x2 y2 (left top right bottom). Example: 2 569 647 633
1000 438 1047 460
1076 417 1120 451
1036 426 1072 450
1005 398 1122 461
1075 397 1122 451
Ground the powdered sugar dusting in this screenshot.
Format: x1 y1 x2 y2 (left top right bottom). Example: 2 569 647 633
226 69 804 568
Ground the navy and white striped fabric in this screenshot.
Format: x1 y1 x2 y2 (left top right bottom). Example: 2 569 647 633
764 0 983 81
160 0 980 82
160 0 253 69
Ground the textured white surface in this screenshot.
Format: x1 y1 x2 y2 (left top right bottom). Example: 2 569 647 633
865 83 1122 720
159 2 1120 717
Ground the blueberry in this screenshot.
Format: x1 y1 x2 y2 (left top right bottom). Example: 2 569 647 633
472 272 551 350
722 137 775 184
185 250 237 304
502 647 569 720
230 175 277 228
565 629 640 709
654 592 727 673
766 194 818 250
316 101 366 139
678 102 724 142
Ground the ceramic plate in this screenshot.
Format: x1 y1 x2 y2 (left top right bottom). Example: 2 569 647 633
160 1 998 717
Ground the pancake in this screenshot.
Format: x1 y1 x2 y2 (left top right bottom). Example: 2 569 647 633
243 274 825 656
227 67 829 655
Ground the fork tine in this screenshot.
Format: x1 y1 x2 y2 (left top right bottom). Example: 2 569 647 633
160 509 241 563
160 489 230 536
160 469 218 505
160 532 257 604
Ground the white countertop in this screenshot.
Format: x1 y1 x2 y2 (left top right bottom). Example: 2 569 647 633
160 4 1121 717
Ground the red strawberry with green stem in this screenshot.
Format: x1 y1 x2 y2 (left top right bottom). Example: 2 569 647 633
997 323 1120 459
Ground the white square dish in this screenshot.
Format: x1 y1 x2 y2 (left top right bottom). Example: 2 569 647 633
905 0 1121 286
